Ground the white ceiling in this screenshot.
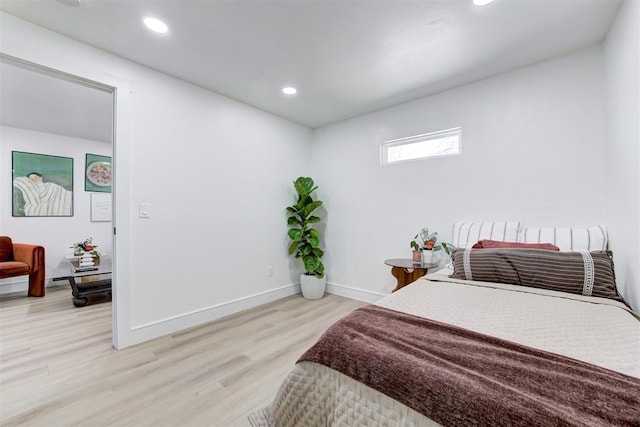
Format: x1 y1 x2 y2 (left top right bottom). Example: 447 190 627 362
0 0 622 136
0 59 114 143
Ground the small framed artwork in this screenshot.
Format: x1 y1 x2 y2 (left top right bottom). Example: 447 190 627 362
90 193 112 222
12 151 74 217
85 153 112 193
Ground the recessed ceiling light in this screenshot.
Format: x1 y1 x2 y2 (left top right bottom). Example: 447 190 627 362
282 87 297 95
143 17 169 34
473 0 494 5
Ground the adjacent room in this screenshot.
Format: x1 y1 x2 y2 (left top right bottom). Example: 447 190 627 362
0 0 638 425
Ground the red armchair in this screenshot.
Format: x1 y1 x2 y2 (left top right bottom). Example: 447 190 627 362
0 236 45 297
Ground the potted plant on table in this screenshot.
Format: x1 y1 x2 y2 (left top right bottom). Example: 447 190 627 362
70 237 101 267
410 238 423 263
70 237 100 258
287 176 326 299
410 228 453 264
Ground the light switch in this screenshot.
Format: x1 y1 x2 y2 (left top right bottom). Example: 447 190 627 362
139 202 151 218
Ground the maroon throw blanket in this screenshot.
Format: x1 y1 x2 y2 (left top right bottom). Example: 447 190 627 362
298 305 640 426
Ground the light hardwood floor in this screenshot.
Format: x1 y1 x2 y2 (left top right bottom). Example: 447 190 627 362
0 285 366 426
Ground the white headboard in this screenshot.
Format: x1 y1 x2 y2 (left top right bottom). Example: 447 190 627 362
452 221 608 252
452 221 521 249
518 226 608 252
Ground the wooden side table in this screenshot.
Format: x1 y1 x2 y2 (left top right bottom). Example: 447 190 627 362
384 258 438 292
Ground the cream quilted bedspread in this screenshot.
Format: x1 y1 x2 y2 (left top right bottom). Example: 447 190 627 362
268 275 640 426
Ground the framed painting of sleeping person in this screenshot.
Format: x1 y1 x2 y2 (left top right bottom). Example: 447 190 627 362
12 151 73 217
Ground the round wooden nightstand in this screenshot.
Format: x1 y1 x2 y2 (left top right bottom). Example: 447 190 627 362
384 258 439 292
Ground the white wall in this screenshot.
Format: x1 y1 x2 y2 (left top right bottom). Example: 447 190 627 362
0 126 112 294
311 46 610 300
604 0 640 312
1 12 312 348
126 71 312 331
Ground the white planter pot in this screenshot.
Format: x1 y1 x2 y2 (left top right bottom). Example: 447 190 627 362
422 250 433 264
300 274 327 300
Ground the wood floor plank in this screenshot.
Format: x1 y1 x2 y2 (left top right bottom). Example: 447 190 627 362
0 285 366 426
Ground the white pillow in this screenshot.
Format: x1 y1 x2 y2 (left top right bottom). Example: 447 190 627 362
518 226 608 252
452 221 521 249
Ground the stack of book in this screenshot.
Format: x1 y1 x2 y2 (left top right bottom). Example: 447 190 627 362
73 253 99 272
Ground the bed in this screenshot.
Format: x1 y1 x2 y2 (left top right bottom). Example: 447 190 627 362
260 223 640 426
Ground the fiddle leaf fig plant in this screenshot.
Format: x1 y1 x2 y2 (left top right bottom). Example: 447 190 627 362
287 176 325 278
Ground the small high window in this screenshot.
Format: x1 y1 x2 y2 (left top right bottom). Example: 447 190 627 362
381 127 462 165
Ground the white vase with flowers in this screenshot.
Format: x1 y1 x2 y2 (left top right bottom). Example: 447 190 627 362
410 228 453 265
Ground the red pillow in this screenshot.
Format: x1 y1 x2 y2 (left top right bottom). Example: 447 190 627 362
471 239 560 251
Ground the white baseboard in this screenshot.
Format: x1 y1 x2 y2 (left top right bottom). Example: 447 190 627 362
0 277 28 294
0 277 63 295
326 282 385 303
117 283 302 348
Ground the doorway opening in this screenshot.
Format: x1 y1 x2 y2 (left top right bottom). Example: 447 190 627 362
0 53 117 345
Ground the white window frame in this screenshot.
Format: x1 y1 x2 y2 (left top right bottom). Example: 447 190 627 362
380 127 462 165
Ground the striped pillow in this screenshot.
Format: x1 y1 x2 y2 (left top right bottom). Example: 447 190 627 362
452 221 521 249
451 248 621 301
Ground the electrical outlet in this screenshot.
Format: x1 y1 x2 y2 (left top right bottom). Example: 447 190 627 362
266 265 274 277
